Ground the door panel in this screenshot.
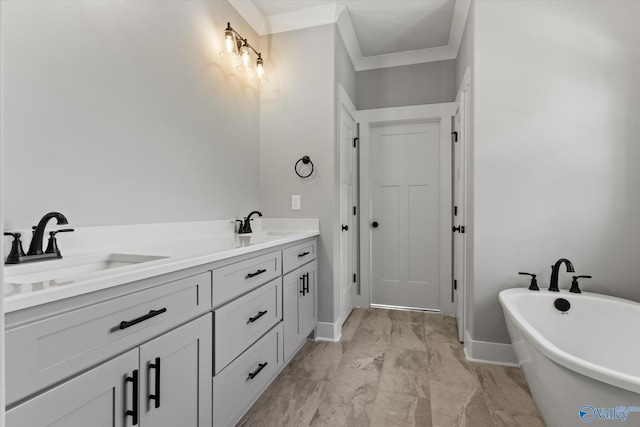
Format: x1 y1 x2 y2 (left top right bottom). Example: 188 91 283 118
371 121 441 309
339 101 357 325
140 314 212 427
453 89 469 342
6 348 138 427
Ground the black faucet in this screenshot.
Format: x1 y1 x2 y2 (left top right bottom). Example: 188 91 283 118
238 211 262 234
549 258 575 292
4 212 74 264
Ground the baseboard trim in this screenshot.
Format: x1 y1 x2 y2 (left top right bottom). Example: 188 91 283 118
314 322 341 342
463 331 518 367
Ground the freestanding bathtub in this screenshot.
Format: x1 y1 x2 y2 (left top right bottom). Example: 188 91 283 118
499 288 640 426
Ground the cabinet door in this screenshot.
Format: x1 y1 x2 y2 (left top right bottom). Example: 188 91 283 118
6 348 139 427
139 314 212 427
283 268 302 362
300 260 317 339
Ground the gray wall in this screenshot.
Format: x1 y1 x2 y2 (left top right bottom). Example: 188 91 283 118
335 26 356 104
1 1 260 230
259 24 341 325
356 60 456 110
470 0 640 344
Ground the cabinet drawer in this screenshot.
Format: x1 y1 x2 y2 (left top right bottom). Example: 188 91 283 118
213 322 283 427
282 239 316 274
214 278 281 374
212 250 281 307
5 271 211 405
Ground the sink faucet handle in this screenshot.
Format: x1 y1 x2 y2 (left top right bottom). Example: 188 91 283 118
45 228 74 256
569 275 592 294
49 228 75 235
519 272 539 291
4 232 27 264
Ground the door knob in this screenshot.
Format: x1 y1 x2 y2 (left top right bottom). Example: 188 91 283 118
372 221 379 228
341 225 349 231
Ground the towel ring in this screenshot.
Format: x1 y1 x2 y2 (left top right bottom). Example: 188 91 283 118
295 156 314 178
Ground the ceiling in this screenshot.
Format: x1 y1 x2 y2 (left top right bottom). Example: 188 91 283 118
228 0 471 71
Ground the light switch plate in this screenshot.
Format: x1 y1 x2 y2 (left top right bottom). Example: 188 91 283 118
291 195 301 210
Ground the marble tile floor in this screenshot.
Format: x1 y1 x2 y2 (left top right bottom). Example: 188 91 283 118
237 308 544 427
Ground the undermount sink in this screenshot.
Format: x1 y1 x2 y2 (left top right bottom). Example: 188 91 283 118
261 230 298 236
4 253 167 286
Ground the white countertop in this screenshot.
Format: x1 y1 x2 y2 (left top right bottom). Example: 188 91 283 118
3 219 319 313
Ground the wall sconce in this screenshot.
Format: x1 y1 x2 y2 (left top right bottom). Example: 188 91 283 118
220 22 267 82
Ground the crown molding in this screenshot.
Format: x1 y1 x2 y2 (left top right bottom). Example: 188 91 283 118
232 0 471 71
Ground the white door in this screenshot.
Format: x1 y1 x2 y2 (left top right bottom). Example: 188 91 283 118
371 121 441 310
452 107 466 342
339 98 357 325
453 72 470 342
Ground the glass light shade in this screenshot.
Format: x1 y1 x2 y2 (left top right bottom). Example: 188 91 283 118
220 29 238 60
253 56 266 82
237 44 254 73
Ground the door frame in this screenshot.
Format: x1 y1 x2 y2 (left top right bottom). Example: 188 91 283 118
358 103 456 316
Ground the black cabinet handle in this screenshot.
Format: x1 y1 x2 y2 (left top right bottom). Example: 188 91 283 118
300 275 306 296
372 221 379 228
341 225 349 231
304 272 310 294
126 369 139 425
452 225 466 233
248 310 268 324
119 308 167 330
149 357 161 409
247 362 268 380
298 251 310 258
245 269 267 279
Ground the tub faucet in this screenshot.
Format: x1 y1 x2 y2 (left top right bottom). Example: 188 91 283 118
238 211 262 234
549 258 575 292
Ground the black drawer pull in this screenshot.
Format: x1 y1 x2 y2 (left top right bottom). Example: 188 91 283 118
119 308 167 330
298 251 310 258
149 357 161 409
248 310 268 324
247 362 268 380
125 369 139 425
300 275 306 296
304 272 310 294
245 269 267 279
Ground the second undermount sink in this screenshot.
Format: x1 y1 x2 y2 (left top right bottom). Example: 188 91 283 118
4 253 167 286
261 230 299 236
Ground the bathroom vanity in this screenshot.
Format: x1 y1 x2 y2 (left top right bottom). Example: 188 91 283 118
3 221 319 426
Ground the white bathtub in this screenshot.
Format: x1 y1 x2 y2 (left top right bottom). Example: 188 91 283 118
499 288 640 426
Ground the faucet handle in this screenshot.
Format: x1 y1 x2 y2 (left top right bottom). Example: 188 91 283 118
519 272 539 291
49 228 75 236
4 232 27 264
569 275 592 294
45 229 74 256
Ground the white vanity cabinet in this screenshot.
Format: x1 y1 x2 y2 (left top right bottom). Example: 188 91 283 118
5 271 213 427
7 314 212 427
4 233 319 427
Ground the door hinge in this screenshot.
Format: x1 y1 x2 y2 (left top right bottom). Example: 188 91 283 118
353 274 357 283
353 137 359 148
451 131 458 142
353 206 357 215
454 279 458 290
